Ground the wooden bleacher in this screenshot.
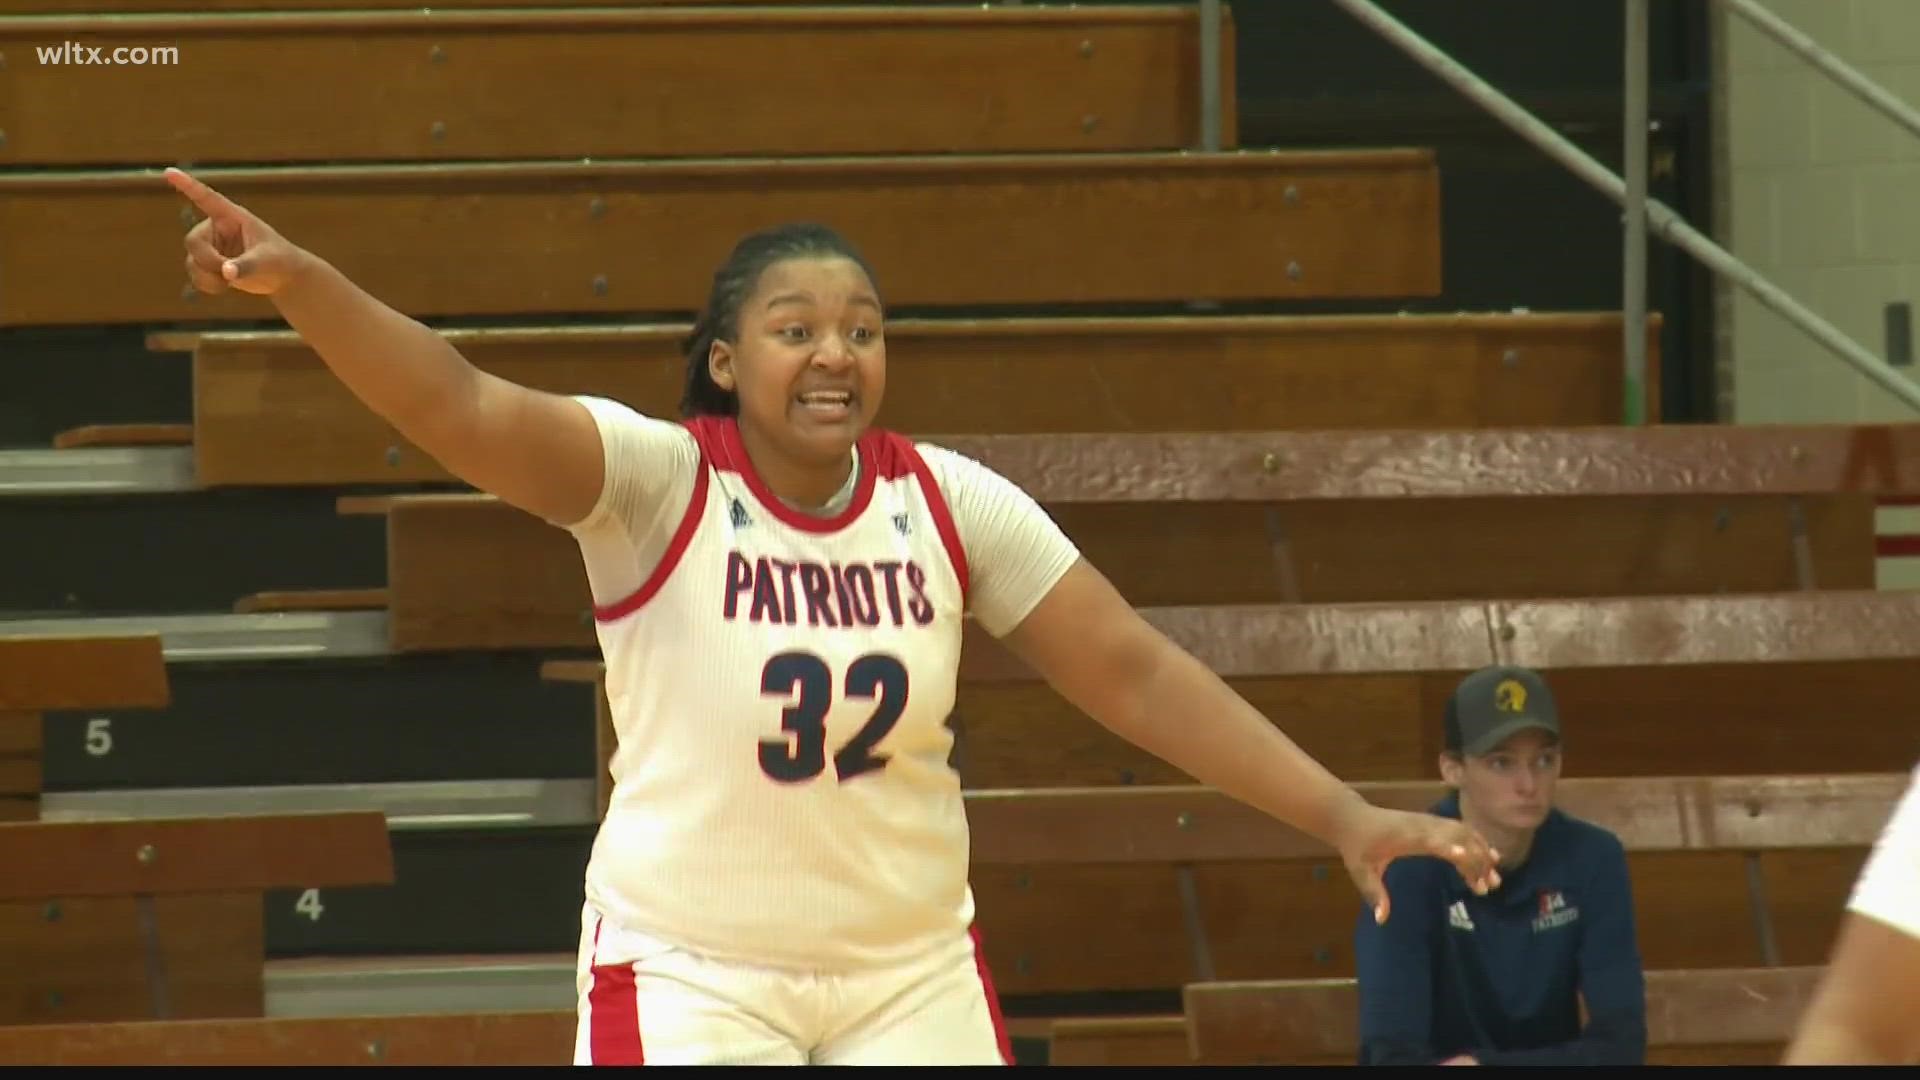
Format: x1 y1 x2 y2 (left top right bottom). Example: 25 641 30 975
1189 965 1824 1066
277 422 1898 653
535 585 1920 805
530 572 1913 1002
0 1011 574 1066
5 0 1900 1066
0 151 1435 327
142 312 1657 487
961 773 1898 996
0 637 398 1031
0 634 169 711
1031 771 1885 1065
0 5 1235 163
0 975 1830 1065
542 620 1913 997
0 634 170 822
0 0 990 14
0 774 1889 1063
1045 966 1825 1066
950 589 1920 788
0 811 393 1025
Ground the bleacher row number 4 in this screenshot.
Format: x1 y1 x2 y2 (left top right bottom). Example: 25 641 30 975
72 715 328 923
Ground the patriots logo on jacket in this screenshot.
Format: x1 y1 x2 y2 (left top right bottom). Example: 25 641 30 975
1532 889 1579 932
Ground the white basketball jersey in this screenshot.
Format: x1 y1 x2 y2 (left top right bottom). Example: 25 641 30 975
1848 761 1920 944
582 414 976 970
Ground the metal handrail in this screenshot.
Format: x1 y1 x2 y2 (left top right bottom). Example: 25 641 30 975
1323 0 1920 420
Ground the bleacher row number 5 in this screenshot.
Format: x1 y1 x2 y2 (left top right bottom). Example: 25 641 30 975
76 717 326 923
75 719 326 924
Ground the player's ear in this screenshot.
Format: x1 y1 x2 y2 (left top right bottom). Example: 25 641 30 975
1439 751 1464 787
709 339 736 393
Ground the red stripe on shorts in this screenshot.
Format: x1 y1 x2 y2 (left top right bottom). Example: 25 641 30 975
969 926 1016 1065
588 919 645 1064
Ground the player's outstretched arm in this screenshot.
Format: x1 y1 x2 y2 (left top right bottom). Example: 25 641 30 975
164 168 603 526
1001 558 1501 922
1782 911 1920 1064
1784 766 1920 1065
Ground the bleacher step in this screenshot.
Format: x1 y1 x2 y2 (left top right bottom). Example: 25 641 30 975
0 610 391 662
41 778 596 831
0 445 194 495
264 953 575 1020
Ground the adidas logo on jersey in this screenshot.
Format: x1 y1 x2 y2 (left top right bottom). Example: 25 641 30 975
892 513 910 536
730 498 752 528
1448 901 1476 932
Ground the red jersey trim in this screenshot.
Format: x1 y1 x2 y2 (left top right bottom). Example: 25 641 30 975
689 415 878 535
592 445 711 623
897 433 971 607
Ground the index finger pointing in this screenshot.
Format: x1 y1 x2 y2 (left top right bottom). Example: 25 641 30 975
164 167 240 219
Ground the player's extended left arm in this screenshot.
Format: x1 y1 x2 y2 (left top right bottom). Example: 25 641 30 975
1784 911 1920 1063
1785 765 1920 1065
1000 558 1493 889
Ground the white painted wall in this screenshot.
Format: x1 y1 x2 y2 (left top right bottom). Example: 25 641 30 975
1715 0 1920 583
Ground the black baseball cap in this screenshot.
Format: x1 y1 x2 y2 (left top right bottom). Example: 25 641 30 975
1444 665 1562 757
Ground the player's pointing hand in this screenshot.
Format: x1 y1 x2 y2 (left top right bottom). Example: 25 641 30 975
165 167 309 297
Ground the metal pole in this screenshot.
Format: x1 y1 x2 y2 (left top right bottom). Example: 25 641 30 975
137 894 171 1019
1624 0 1650 425
1326 0 1920 415
1720 0 1920 141
1199 0 1223 151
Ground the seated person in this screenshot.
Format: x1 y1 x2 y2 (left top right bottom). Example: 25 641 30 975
1352 665 1646 1066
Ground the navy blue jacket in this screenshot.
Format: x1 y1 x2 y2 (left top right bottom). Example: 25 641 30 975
1352 793 1646 1066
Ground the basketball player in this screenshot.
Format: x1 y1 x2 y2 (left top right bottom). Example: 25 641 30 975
1782 761 1920 1065
166 166 1503 1066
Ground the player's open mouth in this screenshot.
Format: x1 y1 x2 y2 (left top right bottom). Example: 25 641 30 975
796 390 854 419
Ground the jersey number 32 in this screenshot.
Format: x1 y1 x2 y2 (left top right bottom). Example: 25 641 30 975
758 651 908 783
